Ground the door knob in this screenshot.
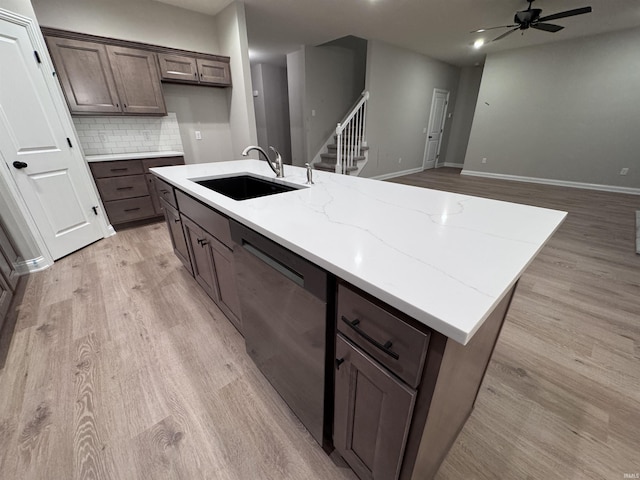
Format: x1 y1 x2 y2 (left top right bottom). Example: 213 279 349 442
428 136 433 139
13 161 28 169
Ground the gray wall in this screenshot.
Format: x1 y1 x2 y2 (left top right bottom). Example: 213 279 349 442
287 49 306 166
361 40 460 178
304 44 364 163
251 63 292 163
1 0 37 18
464 27 640 188
443 65 483 167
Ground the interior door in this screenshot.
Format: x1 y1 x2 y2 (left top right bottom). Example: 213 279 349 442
423 89 449 170
0 18 103 260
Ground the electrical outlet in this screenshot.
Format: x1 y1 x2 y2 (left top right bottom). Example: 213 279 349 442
98 131 108 142
620 167 629 176
398 157 402 164
142 131 151 141
311 109 316 117
195 130 202 140
482 158 487 164
423 127 427 134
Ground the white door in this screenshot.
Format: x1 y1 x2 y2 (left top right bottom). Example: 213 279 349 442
423 89 449 170
0 17 102 260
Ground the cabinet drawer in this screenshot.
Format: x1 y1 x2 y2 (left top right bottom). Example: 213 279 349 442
104 196 156 224
155 178 177 209
96 174 148 201
176 190 232 248
337 283 430 388
142 156 184 172
90 159 143 178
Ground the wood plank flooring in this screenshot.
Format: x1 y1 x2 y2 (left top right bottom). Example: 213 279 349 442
1 168 638 479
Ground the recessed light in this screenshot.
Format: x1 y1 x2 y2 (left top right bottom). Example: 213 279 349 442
476 29 486 33
473 39 485 49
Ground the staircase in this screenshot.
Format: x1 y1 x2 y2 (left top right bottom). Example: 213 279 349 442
314 91 369 175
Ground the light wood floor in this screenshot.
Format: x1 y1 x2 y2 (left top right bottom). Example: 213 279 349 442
1 168 638 479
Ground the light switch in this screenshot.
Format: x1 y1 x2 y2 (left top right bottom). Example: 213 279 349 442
195 131 202 140
311 109 316 117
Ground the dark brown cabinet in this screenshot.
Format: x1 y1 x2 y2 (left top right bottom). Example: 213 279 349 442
89 156 184 227
182 216 218 298
160 199 191 274
158 53 231 87
196 58 231 85
107 45 166 115
46 36 165 116
45 36 121 114
206 233 242 329
334 334 416 480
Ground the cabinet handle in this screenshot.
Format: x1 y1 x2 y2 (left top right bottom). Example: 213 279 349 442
335 358 345 370
197 238 208 246
173 218 181 223
110 168 128 172
124 207 140 212
340 316 399 360
116 186 133 190
160 189 169 194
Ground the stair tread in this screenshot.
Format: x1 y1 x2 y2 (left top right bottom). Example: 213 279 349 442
314 162 358 172
327 144 369 152
320 153 366 162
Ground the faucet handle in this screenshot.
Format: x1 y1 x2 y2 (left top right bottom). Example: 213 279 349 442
305 163 314 185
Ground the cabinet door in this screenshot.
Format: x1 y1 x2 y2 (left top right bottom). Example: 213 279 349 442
182 215 217 298
160 199 191 274
0 223 19 291
206 233 242 332
146 173 162 215
45 36 121 114
157 53 198 83
107 45 166 115
334 334 416 480
196 58 231 86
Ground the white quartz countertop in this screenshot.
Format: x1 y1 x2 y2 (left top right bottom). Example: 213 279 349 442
85 151 184 162
151 160 566 345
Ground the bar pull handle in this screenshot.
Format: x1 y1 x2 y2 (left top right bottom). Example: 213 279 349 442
124 207 140 212
340 316 399 360
116 186 133 190
335 358 345 370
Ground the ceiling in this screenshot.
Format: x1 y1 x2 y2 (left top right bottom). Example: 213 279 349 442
152 0 640 66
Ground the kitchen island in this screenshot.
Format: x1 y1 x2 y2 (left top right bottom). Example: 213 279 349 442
151 160 565 480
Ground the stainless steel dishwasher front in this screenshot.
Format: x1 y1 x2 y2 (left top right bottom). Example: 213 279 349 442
230 220 328 446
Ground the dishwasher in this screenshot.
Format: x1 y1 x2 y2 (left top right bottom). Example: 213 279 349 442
230 220 331 447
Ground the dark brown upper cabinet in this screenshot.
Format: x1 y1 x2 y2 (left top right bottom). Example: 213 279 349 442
107 45 166 115
45 37 121 114
158 53 231 87
157 53 199 83
196 58 231 86
42 27 231 116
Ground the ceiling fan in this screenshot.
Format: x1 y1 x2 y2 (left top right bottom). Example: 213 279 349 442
471 0 593 43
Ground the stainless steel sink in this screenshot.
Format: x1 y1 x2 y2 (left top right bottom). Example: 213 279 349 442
194 175 300 201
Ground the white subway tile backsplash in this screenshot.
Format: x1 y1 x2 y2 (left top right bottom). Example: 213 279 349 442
73 112 183 155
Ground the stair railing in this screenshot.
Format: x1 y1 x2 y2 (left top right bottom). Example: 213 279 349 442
336 91 369 174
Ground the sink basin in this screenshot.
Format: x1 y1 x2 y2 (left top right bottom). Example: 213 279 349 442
194 175 300 201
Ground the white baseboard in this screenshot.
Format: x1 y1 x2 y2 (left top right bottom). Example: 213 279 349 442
15 255 51 274
105 224 116 237
461 170 640 196
441 162 464 168
372 167 424 181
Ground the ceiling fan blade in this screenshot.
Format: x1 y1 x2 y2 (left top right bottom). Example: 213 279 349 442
531 23 564 33
538 6 592 23
470 25 517 33
492 27 520 42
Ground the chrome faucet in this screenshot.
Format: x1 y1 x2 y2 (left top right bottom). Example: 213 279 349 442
241 145 284 178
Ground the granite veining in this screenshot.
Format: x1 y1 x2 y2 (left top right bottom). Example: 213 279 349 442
152 160 566 344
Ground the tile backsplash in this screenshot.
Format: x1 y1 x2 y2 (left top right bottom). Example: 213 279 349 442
73 113 184 156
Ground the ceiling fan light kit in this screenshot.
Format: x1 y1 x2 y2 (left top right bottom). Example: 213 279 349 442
471 0 593 44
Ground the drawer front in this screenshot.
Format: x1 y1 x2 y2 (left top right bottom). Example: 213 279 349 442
104 196 156 224
337 283 430 388
96 174 148 201
176 190 232 248
142 156 185 172
90 159 143 178
155 178 177 209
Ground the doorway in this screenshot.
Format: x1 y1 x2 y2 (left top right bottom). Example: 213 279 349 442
422 89 449 170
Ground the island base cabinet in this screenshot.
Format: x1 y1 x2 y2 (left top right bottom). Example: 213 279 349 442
334 334 416 480
208 238 242 332
182 215 218 298
160 199 191 274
